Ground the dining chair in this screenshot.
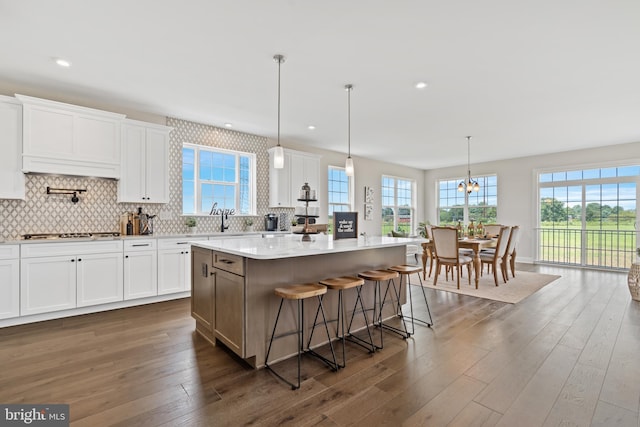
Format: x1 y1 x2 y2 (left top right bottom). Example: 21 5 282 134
483 224 503 238
479 226 511 286
503 225 520 278
431 226 473 289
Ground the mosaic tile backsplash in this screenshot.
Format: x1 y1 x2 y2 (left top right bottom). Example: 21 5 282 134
0 117 293 241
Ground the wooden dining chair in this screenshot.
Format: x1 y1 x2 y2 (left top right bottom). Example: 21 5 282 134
479 226 511 286
431 226 473 289
503 225 520 278
483 224 503 238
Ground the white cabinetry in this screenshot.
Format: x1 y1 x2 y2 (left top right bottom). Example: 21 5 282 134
268 148 320 207
17 94 125 179
0 245 20 320
0 96 24 199
76 251 124 307
20 240 124 315
157 237 207 295
118 120 172 203
123 239 158 300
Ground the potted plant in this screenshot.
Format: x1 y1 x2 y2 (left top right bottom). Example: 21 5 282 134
185 217 197 233
416 221 430 238
245 217 254 232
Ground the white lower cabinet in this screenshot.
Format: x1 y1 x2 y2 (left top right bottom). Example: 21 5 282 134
77 252 124 307
0 245 20 320
21 254 77 315
124 239 157 300
157 237 208 295
20 241 124 316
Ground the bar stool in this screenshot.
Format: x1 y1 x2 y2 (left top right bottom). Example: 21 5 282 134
388 264 434 335
316 276 376 368
264 283 338 390
357 269 408 349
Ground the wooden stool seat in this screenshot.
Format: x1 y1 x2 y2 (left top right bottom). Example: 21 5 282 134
274 283 327 300
358 270 399 282
388 264 421 275
265 282 336 390
319 276 364 290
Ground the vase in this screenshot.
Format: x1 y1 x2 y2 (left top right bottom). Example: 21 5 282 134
187 226 197 234
246 225 254 232
628 263 640 301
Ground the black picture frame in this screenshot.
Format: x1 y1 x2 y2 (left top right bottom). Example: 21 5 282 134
333 212 358 239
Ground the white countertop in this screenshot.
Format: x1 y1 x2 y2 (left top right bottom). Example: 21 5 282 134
190 234 420 260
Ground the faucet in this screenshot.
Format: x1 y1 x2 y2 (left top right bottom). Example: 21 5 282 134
220 213 229 232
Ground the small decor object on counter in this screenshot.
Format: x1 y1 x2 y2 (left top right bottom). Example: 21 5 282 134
333 211 358 240
628 262 640 301
244 217 254 232
295 183 319 241
185 217 197 233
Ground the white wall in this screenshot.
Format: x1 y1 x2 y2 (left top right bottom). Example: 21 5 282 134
424 141 640 263
280 140 425 236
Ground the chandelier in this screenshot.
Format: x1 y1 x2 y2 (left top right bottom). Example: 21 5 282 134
458 136 480 194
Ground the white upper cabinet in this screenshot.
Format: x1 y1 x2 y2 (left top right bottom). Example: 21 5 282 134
17 94 125 179
268 148 321 207
0 96 24 199
118 119 172 204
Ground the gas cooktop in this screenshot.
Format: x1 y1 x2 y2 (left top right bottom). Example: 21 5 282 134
22 232 121 240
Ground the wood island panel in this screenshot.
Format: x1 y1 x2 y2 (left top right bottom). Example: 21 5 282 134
192 243 405 369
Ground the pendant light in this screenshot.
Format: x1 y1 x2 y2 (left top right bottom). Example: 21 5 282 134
273 54 285 169
458 136 480 194
344 84 354 176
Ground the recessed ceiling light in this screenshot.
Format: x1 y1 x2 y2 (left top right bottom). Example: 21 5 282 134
224 123 233 128
54 58 71 68
307 125 316 130
415 81 428 89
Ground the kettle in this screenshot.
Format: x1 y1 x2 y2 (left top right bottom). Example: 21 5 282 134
265 213 278 231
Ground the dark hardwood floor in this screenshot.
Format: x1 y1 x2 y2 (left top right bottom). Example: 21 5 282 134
1 264 638 426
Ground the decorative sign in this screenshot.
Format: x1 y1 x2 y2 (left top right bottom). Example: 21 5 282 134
365 186 374 203
333 212 358 239
364 203 373 221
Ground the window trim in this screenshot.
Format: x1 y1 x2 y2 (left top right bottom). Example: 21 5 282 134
327 166 354 232
436 174 498 225
182 142 257 216
381 174 416 234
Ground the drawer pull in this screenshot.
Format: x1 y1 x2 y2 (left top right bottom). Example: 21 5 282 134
177 242 189 245
219 259 234 264
132 243 150 247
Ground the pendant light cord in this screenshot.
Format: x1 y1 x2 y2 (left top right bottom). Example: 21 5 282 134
274 54 285 147
346 84 353 158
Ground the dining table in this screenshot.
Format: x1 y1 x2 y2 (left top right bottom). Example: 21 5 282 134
421 237 497 289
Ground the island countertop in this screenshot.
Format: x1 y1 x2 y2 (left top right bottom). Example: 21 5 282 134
190 234 419 260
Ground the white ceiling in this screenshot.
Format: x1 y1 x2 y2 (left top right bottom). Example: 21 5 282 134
2 0 640 170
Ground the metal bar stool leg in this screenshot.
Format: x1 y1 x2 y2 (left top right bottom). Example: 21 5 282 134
345 285 377 354
378 277 410 339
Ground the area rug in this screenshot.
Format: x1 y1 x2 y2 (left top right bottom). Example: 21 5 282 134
412 270 561 304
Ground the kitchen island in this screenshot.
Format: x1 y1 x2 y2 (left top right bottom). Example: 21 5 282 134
190 234 414 368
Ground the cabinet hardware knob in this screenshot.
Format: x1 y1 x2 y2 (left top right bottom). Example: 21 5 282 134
78 258 82 262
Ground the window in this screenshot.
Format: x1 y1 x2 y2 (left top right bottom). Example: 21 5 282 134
537 165 638 269
382 176 415 235
182 143 255 215
437 175 497 226
327 166 352 231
